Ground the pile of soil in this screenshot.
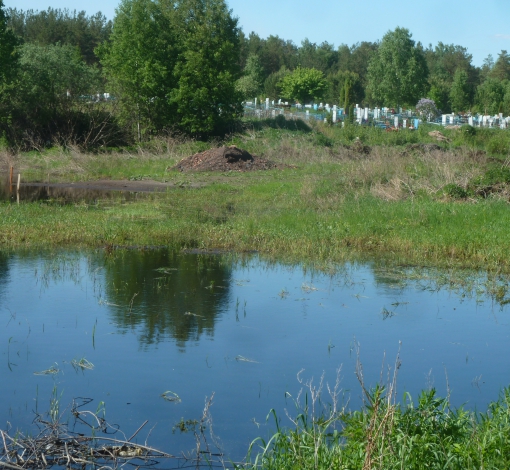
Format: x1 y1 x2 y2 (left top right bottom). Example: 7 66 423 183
172 145 279 172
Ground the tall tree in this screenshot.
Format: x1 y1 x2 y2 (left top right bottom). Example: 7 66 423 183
170 0 243 136
367 27 428 107
449 69 471 112
0 0 19 139
97 0 178 140
475 77 505 115
7 7 112 65
491 50 510 81
235 53 264 99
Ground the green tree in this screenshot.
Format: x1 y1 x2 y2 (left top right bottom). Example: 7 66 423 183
7 7 112 65
170 0 243 136
279 67 326 104
235 53 264 100
6 42 115 148
491 50 510 81
263 66 290 100
336 71 362 108
97 0 178 140
503 81 510 115
367 27 428 107
475 77 505 115
449 69 471 112
0 0 19 134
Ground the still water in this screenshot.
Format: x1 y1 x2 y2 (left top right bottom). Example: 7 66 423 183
0 249 509 462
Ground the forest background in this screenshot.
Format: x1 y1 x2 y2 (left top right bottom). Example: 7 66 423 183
1 0 510 149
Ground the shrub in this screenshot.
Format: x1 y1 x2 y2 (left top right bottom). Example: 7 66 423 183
486 133 510 155
443 183 468 199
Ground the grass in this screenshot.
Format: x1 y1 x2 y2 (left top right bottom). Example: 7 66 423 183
244 354 510 470
1 119 510 272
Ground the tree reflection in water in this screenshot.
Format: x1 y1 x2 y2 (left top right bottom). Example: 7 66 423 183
97 250 232 350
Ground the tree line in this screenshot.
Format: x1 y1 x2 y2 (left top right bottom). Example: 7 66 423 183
1 0 510 150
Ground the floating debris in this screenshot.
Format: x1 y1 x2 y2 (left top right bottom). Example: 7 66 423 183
154 267 178 274
161 391 181 403
235 355 259 363
34 363 59 375
71 357 94 371
184 311 203 318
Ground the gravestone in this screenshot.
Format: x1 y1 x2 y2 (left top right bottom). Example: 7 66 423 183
265 98 269 110
394 116 399 127
332 105 337 123
364 107 369 120
403 119 407 128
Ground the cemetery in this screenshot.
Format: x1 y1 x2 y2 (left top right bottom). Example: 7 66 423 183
244 99 510 130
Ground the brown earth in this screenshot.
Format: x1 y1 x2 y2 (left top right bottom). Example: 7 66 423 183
171 145 282 172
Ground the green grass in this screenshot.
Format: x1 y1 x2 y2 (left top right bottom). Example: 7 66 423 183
2 119 510 272
244 387 510 470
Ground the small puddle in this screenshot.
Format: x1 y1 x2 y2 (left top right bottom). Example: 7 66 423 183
0 179 162 203
0 249 509 462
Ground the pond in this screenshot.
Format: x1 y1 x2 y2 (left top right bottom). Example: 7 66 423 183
0 249 509 465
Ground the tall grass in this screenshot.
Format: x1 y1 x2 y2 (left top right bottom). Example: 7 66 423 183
245 350 510 470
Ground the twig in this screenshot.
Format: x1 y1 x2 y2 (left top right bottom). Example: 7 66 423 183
0 462 24 470
127 420 148 442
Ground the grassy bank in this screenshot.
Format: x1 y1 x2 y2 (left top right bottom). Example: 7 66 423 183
1 120 510 271
244 384 510 469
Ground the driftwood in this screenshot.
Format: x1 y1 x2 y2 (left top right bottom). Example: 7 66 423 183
0 394 231 469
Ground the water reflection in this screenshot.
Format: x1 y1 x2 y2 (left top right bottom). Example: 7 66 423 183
0 249 509 462
0 178 139 203
97 250 232 349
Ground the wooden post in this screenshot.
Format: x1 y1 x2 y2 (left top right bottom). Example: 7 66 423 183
17 173 20 192
9 166 13 193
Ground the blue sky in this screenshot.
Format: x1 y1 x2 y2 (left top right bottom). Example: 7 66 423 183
5 0 510 66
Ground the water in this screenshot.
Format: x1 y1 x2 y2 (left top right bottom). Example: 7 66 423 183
0 249 509 464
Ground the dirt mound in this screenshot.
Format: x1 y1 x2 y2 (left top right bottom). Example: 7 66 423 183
172 145 279 172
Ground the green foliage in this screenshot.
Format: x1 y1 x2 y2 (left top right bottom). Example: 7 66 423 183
246 387 510 470
0 0 19 129
263 67 290 100
491 50 510 81
97 0 178 140
475 78 505 115
367 27 428 107
170 0 243 136
236 53 264 100
6 7 112 65
443 183 468 199
486 134 510 156
279 67 327 104
7 43 114 148
99 0 242 139
450 69 471 112
472 165 510 186
460 124 476 137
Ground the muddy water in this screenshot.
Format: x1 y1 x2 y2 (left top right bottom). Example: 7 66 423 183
0 249 509 462
0 178 143 203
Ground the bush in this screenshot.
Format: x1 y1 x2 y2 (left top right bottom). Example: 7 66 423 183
472 166 510 186
443 183 468 199
486 133 510 155
460 124 476 137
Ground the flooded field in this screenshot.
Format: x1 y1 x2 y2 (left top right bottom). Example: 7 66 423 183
0 249 509 464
